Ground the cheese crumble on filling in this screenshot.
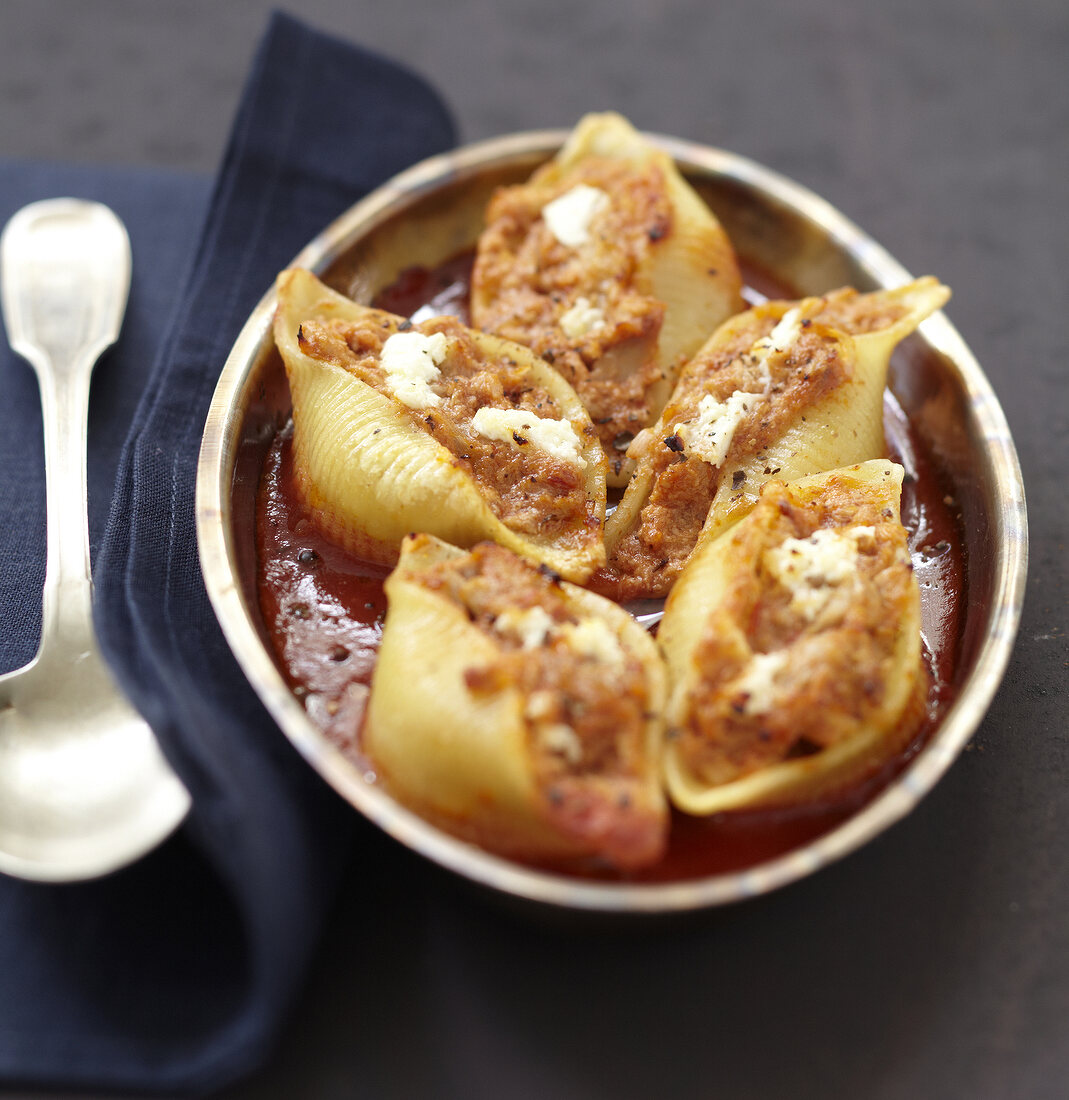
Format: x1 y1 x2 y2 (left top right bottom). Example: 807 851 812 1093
674 308 807 468
558 617 626 669
679 390 763 467
491 608 628 763
541 184 610 247
379 330 449 409
558 296 606 339
492 606 556 650
764 526 875 620
752 307 805 361
491 608 625 669
471 406 588 468
732 650 790 716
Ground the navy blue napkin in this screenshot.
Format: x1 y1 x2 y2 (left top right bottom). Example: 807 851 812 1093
0 12 455 1094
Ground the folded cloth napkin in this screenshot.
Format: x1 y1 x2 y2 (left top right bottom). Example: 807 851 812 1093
0 12 455 1094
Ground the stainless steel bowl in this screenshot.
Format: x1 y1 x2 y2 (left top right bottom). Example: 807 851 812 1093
196 131 1027 912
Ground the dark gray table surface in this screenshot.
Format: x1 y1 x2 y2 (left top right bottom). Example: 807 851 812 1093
2 1 1066 1097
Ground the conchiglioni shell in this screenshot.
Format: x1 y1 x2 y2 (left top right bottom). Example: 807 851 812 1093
473 112 744 486
658 460 925 815
695 278 950 550
606 277 950 578
364 534 668 867
274 267 607 582
546 113 745 416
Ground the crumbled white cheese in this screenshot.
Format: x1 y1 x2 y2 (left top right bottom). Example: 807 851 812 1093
496 605 625 674
539 723 584 764
678 390 763 468
733 651 789 716
764 526 872 620
754 307 804 357
672 309 810 467
753 359 773 393
471 406 587 468
379 330 448 409
542 184 609 247
678 308 804 450
525 690 558 721
748 306 805 392
558 296 605 340
559 617 626 668
493 606 557 650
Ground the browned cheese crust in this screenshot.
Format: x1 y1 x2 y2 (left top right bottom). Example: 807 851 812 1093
295 313 599 548
420 542 664 864
594 312 849 600
677 476 923 787
472 158 670 456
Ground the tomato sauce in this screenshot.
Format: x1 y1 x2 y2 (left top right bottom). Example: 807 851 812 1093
256 253 965 882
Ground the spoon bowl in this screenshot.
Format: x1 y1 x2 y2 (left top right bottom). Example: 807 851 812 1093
0 199 190 882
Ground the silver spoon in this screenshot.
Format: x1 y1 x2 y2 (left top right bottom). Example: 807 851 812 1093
0 199 190 881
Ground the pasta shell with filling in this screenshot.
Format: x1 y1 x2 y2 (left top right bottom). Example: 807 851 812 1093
364 534 668 869
472 112 745 485
658 460 927 815
594 277 950 599
274 267 607 582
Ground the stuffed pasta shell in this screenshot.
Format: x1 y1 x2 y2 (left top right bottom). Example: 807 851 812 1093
364 534 668 869
595 277 950 599
471 112 745 484
658 461 927 815
274 268 607 582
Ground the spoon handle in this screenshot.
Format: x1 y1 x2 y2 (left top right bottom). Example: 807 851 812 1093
0 200 131 661
36 348 97 652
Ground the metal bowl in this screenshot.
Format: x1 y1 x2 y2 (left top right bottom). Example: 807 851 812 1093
196 131 1027 912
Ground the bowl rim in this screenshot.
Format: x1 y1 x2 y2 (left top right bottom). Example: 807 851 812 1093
195 129 1028 912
